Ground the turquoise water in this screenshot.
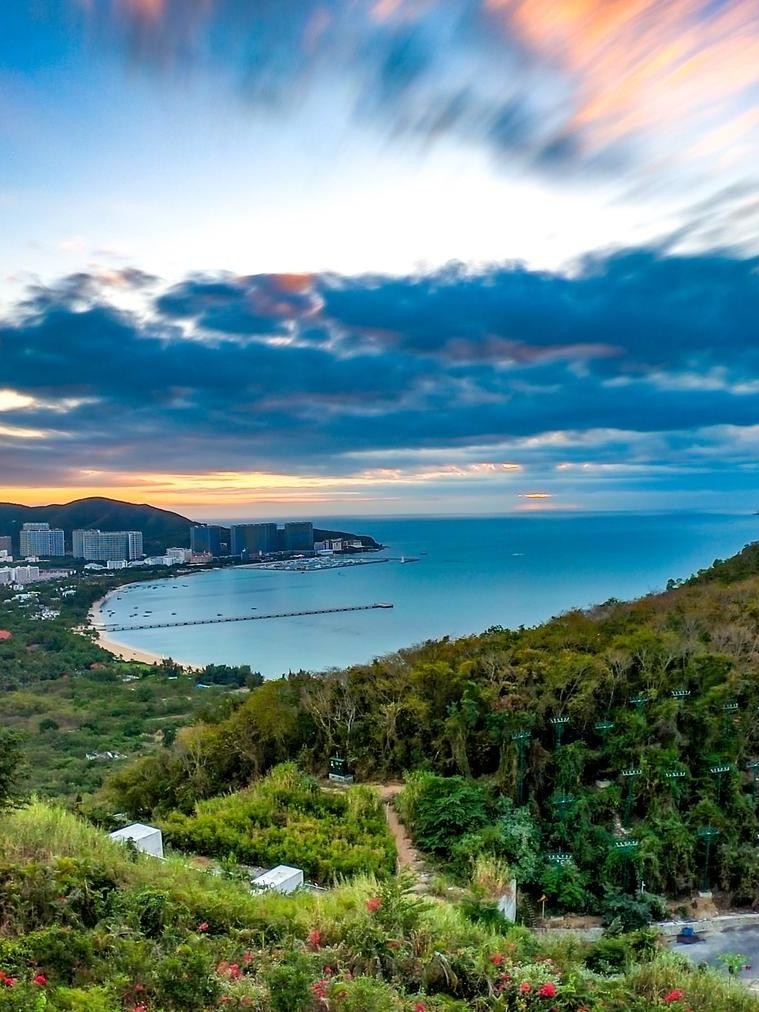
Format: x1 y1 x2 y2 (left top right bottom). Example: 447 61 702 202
105 513 757 676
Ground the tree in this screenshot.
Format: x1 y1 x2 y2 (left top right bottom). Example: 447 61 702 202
0 730 23 808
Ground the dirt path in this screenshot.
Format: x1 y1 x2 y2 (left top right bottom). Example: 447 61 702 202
372 783 426 874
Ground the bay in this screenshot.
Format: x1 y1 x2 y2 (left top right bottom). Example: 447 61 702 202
103 513 757 676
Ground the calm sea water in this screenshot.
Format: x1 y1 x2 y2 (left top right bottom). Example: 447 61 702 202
105 513 757 676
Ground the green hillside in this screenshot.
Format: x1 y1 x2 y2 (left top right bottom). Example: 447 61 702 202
0 800 755 1010
97 543 759 913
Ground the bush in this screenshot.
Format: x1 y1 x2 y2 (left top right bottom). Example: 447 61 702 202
601 892 668 932
397 773 489 856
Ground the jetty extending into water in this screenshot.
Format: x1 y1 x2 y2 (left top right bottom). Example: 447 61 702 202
98 602 394 632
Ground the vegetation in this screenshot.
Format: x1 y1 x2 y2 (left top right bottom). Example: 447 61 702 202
0 801 755 1010
96 542 759 913
160 764 396 883
0 575 241 798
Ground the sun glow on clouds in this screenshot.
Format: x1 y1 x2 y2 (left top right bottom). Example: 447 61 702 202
487 0 759 156
0 462 527 510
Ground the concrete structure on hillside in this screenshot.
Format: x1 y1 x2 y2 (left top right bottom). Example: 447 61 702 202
20 523 64 558
109 823 164 858
251 865 304 894
0 536 11 555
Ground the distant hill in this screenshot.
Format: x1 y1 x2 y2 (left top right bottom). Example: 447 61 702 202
0 497 382 557
0 497 191 556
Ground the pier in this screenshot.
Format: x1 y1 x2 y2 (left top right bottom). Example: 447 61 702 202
99 602 394 632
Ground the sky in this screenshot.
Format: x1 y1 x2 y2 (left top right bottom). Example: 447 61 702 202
1 0 758 518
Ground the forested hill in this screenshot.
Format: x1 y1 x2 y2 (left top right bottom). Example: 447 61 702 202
96 541 759 907
0 497 191 555
683 539 759 586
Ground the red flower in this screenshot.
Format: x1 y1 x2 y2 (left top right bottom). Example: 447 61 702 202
538 982 557 998
132 1006 147 1012
2 978 17 987
32 973 48 986
414 1004 427 1012
664 990 685 1004
519 981 531 993
243 950 253 963
197 921 209 933
489 953 505 965
366 896 382 912
307 929 322 949
312 979 329 1001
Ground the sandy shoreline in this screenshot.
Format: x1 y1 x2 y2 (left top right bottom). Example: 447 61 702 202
87 588 200 669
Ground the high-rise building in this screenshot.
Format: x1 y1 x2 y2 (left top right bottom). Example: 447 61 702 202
73 530 143 562
190 525 223 556
19 523 64 558
230 523 279 557
0 536 11 555
283 521 314 552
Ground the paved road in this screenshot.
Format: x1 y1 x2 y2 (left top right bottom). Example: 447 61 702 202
670 925 759 982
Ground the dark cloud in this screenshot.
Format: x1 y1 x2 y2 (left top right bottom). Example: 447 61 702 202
1 248 759 486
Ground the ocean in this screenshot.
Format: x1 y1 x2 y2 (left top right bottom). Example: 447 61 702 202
102 513 757 676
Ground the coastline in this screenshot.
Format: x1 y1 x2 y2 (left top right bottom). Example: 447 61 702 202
87 588 199 669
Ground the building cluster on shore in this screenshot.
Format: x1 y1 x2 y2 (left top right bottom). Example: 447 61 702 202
0 523 192 587
190 521 365 562
0 517 371 588
190 521 316 559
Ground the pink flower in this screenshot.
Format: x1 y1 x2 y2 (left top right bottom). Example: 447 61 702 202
538 982 557 998
197 921 209 933
664 990 685 1004
366 896 382 912
32 973 48 986
307 929 322 949
312 979 329 1001
2 977 17 987
519 981 532 993
243 950 253 963
489 953 505 965
414 1004 427 1012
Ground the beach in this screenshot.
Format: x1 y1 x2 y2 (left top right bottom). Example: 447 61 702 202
87 589 199 668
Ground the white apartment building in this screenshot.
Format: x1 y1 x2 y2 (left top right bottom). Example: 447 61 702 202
19 523 64 558
73 530 143 562
165 547 192 563
0 565 42 586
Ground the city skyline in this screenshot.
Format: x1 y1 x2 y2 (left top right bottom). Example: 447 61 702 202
2 2 758 515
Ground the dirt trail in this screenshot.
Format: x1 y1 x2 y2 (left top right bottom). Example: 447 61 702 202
372 783 426 874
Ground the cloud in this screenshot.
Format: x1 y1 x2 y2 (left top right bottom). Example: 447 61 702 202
72 0 759 198
1 246 758 509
